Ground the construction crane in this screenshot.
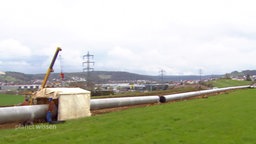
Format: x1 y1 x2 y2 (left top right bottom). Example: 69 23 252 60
29 47 62 105
40 47 62 89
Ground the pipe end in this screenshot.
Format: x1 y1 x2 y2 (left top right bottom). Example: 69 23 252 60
159 96 166 103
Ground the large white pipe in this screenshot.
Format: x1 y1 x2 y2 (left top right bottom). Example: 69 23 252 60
90 96 160 110
0 96 160 123
161 85 250 102
0 105 48 124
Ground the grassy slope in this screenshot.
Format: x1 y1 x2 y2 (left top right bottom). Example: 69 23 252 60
209 79 252 88
0 94 24 106
1 88 256 144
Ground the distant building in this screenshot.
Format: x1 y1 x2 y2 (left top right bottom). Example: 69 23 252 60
0 85 40 91
18 85 40 90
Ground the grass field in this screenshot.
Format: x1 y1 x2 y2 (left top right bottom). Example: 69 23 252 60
1 88 256 144
207 78 252 88
0 94 24 106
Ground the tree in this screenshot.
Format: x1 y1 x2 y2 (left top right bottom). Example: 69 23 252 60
246 74 252 81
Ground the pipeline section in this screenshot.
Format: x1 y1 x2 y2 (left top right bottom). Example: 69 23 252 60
0 85 250 124
161 85 250 102
90 96 159 110
0 105 49 124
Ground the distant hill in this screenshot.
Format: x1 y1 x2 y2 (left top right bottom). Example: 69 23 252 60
241 70 256 75
229 70 256 77
0 71 222 84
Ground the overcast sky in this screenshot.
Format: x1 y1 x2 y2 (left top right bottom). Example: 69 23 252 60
0 0 256 75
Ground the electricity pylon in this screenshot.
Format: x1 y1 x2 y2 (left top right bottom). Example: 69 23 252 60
82 51 94 87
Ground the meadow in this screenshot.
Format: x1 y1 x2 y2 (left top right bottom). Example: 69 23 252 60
1 88 256 144
0 94 24 106
207 78 252 88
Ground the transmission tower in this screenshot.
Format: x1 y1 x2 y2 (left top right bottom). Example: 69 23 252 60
159 69 165 83
199 69 202 82
82 51 94 87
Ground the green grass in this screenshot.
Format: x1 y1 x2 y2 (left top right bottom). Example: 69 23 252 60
0 75 20 82
1 88 256 143
208 78 252 88
0 94 24 106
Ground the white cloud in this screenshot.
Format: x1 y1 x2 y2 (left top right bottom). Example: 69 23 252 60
0 39 31 59
1 0 256 75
